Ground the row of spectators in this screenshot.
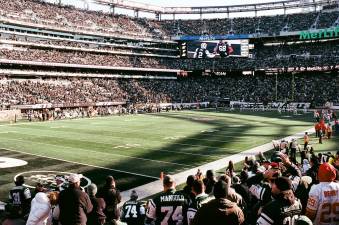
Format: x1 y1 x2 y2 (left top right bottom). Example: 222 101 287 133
253 41 339 59
0 42 339 70
0 73 337 107
0 49 169 69
161 10 339 36
0 0 163 39
0 34 176 56
0 0 339 38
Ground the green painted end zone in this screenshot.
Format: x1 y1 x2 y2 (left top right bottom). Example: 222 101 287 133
0 110 315 201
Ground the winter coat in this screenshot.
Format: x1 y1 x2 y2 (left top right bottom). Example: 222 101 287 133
26 192 51 225
191 198 244 225
59 186 93 225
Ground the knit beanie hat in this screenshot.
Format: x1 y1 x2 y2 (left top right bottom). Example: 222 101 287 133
318 163 336 182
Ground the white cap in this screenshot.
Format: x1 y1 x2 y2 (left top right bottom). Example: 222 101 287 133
68 174 83 183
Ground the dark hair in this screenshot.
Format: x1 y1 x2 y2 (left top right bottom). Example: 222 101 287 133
240 170 248 183
186 175 195 186
228 161 234 170
105 176 115 186
206 170 214 179
213 180 228 199
192 180 204 194
15 175 25 186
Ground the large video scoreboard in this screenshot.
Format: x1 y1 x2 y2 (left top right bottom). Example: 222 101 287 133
178 34 253 59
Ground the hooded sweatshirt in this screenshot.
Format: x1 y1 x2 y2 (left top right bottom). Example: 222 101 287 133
26 192 51 225
191 198 244 225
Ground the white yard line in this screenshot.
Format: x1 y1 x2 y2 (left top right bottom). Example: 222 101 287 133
0 148 159 179
119 127 316 205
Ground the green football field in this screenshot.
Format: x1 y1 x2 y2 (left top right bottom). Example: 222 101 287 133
0 109 318 201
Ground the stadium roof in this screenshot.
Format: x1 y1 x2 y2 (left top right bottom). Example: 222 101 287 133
95 0 337 14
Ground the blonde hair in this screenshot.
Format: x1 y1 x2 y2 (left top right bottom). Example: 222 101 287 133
48 192 59 205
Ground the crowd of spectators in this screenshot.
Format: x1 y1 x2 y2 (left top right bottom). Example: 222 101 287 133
0 0 164 39
1 39 338 71
160 11 339 36
0 34 176 56
0 49 170 69
253 41 339 59
0 0 338 39
0 73 337 110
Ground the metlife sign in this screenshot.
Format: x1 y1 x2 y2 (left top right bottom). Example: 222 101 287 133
299 27 339 40
177 34 250 41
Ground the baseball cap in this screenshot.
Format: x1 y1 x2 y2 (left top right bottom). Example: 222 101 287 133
274 177 292 192
68 173 83 183
318 163 336 182
270 162 279 169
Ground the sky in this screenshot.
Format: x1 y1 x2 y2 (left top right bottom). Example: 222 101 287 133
46 0 306 19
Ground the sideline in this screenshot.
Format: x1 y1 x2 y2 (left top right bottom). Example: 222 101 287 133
119 126 316 205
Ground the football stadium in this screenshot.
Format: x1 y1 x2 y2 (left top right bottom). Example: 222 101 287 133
0 0 338 224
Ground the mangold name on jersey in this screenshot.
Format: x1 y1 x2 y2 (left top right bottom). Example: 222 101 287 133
160 195 185 202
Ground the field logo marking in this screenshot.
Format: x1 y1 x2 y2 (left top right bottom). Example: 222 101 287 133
164 136 186 140
201 129 219 133
14 171 91 190
113 143 141 149
0 157 27 168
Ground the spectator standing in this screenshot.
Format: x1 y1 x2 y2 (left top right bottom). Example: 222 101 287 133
182 175 195 201
203 170 216 195
26 192 59 225
226 161 235 178
120 190 145 225
145 175 189 225
186 180 211 225
87 184 106 225
59 174 93 225
306 163 339 225
256 177 302 225
191 180 244 225
97 176 121 225
8 175 31 219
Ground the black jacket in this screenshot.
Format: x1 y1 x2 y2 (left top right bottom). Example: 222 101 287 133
59 186 93 225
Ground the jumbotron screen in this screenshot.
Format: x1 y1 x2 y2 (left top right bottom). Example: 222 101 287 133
179 39 250 58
